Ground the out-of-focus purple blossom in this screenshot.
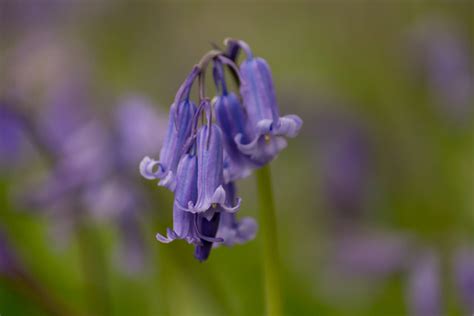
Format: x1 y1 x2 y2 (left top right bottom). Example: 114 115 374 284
454 246 474 314
317 113 371 220
114 96 167 171
26 119 111 213
407 250 442 316
330 229 409 280
16 87 166 274
38 81 91 152
229 40 302 165
0 0 70 35
409 20 473 122
0 103 25 166
4 31 90 110
83 178 137 221
216 182 257 246
115 204 147 275
0 228 22 277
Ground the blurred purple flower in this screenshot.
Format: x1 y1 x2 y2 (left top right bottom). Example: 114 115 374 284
4 31 91 110
453 246 474 314
330 229 409 280
38 81 92 153
26 120 111 213
409 20 473 122
115 202 148 275
0 228 22 277
0 0 70 34
19 88 167 273
0 102 25 166
114 95 167 170
407 250 442 316
317 113 371 220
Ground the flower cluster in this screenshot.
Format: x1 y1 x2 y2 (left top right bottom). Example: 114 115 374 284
140 39 302 261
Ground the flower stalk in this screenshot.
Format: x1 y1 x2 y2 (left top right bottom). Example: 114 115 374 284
256 165 282 316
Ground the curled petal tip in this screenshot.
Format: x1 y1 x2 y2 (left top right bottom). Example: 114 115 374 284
222 197 241 213
275 115 303 138
139 156 162 180
156 232 173 244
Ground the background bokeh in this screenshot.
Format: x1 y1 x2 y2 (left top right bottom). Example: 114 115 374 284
0 1 473 315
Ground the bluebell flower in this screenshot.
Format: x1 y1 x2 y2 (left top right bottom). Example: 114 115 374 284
454 247 474 314
213 60 256 182
140 68 199 191
178 122 241 220
156 152 224 261
215 182 257 246
228 40 302 165
156 153 200 245
407 250 442 316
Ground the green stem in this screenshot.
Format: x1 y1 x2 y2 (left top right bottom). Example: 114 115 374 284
256 165 282 316
74 213 111 316
6 271 78 316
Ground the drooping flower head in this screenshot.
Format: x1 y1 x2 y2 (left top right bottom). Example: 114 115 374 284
148 64 249 260
224 39 303 165
140 39 300 261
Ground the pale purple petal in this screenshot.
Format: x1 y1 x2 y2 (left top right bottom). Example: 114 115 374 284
453 246 474 314
407 250 442 316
